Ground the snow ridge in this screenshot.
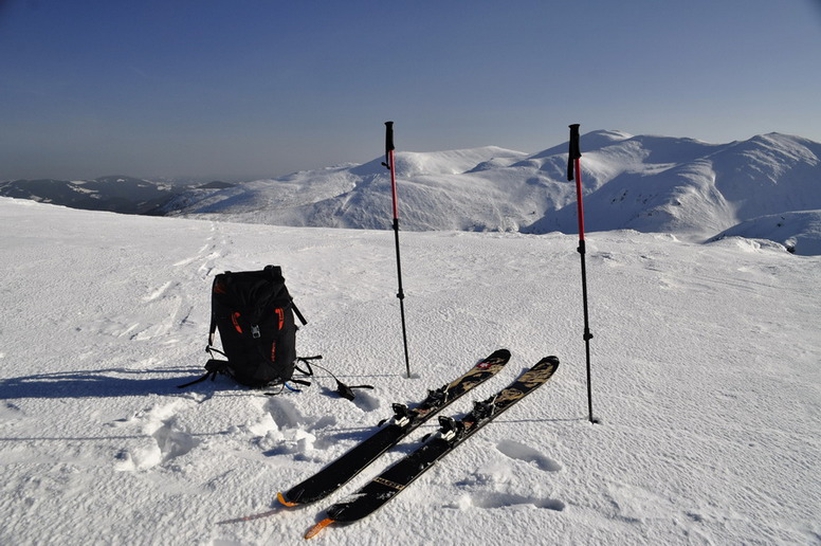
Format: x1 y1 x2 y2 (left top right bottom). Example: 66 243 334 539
163 131 821 254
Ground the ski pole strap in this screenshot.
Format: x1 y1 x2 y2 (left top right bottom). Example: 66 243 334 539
296 355 375 401
335 381 374 401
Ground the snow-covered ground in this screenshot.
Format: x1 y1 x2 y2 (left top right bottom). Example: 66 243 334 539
1 197 819 545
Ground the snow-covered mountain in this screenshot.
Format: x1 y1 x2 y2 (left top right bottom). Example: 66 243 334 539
4 131 821 254
163 131 821 253
161 146 536 232
528 132 821 249
0 176 185 215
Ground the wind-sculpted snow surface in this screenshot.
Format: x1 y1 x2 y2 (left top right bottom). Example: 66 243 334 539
1 198 819 544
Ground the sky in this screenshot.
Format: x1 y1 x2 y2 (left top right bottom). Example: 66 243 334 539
1 0 820 181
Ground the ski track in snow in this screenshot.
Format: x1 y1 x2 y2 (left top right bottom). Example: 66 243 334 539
1 198 820 545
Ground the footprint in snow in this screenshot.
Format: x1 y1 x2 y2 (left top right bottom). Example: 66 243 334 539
452 457 565 514
0 401 25 423
113 401 199 471
258 398 320 459
143 280 175 302
264 397 308 429
495 439 562 472
458 491 565 512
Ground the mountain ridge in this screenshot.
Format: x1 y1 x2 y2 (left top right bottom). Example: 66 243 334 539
3 130 820 254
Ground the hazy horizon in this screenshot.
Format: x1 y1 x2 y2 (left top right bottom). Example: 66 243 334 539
2 1 820 180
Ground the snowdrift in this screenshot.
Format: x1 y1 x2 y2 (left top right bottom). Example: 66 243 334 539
710 209 821 256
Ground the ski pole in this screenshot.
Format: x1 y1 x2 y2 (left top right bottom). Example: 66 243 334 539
383 121 411 379
567 123 598 424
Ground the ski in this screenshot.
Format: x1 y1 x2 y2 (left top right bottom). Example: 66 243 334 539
304 355 559 539
217 349 510 524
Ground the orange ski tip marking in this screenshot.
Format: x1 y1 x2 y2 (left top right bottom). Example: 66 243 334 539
304 518 334 540
276 491 298 507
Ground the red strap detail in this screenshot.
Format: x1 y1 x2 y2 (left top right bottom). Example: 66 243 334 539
231 312 243 334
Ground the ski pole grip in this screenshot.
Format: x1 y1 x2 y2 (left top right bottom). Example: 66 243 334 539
567 123 581 181
385 121 395 153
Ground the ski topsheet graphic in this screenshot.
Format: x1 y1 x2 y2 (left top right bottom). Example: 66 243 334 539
218 349 510 524
305 355 560 539
279 348 510 505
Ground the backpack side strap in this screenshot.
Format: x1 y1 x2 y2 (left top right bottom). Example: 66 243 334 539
294 355 321 377
177 359 230 389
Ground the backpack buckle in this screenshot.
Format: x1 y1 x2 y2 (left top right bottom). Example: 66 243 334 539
251 325 261 339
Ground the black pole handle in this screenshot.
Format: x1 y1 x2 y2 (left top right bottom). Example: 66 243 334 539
385 121 395 151
567 123 581 181
383 121 395 170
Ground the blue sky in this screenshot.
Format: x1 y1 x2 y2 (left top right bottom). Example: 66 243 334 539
1 0 820 180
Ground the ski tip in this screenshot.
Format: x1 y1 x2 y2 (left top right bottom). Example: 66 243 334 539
277 491 299 508
494 348 512 359
304 517 334 540
535 355 560 369
477 348 511 368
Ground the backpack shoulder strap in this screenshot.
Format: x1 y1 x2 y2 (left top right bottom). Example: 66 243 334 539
291 300 308 326
263 265 308 326
207 276 219 348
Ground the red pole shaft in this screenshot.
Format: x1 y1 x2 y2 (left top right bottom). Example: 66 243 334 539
574 157 585 241
567 123 597 424
384 121 410 378
389 149 399 221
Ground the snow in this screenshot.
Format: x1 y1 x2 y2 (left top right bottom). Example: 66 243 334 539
162 131 821 256
711 210 821 256
2 196 819 545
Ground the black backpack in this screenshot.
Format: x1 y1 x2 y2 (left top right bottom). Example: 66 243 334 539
178 265 374 399
179 265 309 389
